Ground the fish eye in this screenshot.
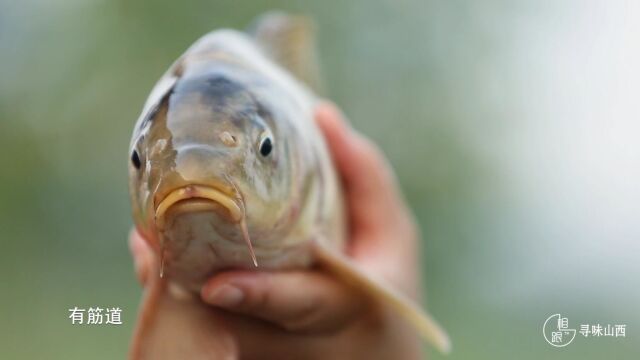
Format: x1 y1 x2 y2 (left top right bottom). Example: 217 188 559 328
131 150 142 169
259 136 273 157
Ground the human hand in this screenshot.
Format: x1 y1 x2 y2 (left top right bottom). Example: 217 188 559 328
130 102 424 359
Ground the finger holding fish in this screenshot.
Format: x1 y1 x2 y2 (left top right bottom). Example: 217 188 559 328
201 269 365 333
314 102 421 297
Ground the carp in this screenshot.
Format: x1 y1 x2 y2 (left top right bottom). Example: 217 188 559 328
128 12 450 359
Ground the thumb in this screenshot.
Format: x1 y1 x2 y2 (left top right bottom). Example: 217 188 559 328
201 270 365 333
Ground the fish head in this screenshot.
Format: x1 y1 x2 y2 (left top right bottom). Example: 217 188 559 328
129 66 306 264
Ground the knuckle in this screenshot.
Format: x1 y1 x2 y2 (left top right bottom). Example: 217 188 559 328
245 278 271 311
280 297 323 332
215 273 271 312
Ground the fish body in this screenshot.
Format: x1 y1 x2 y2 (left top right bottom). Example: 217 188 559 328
129 28 343 292
128 13 449 359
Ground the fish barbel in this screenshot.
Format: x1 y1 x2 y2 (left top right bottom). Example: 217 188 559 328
128 12 450 359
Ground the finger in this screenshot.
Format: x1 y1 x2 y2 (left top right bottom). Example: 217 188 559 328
201 270 365 333
314 102 420 286
315 102 409 234
128 229 154 286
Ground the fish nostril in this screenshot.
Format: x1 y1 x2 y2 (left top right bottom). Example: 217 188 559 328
219 131 237 147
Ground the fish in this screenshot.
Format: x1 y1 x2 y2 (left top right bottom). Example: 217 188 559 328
128 12 450 359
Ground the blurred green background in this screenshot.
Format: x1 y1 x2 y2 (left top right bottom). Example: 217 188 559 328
1 0 639 359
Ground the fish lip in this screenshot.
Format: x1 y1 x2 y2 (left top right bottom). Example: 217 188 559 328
154 184 243 229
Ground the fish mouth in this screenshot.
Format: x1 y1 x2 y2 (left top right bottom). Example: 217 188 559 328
153 182 258 267
154 184 243 230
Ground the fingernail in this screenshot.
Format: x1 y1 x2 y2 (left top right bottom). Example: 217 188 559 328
206 284 244 307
